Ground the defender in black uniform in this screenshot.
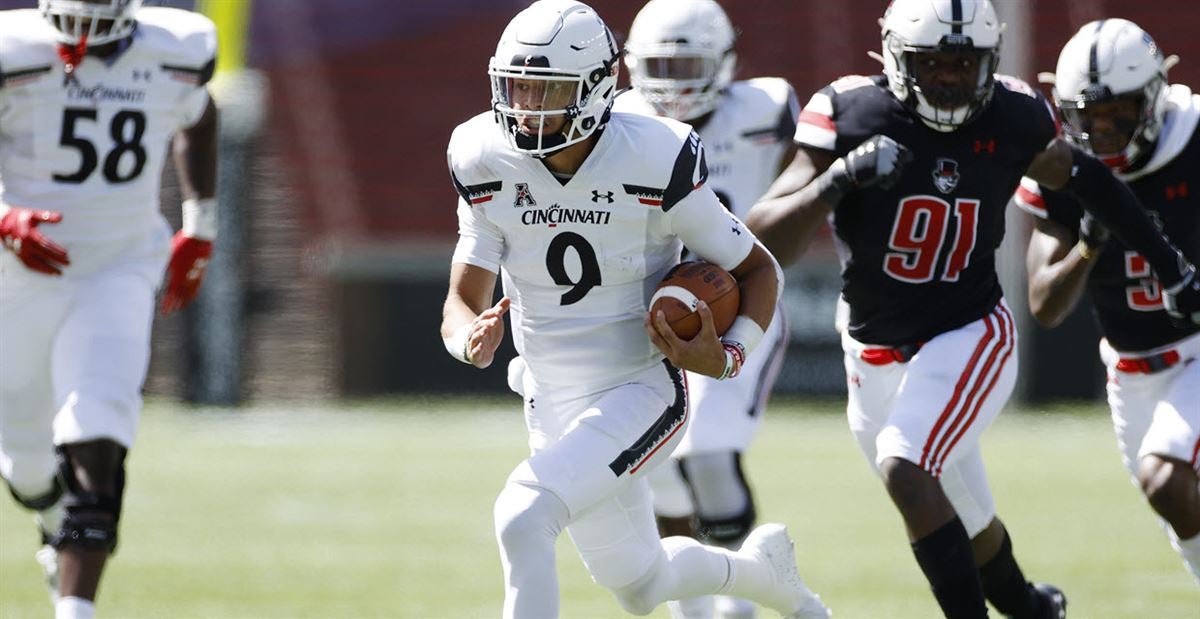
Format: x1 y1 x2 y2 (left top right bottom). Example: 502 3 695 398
747 0 1200 617
1018 19 1200 586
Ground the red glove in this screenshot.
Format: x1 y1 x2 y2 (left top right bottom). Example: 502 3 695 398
161 232 212 314
0 207 70 275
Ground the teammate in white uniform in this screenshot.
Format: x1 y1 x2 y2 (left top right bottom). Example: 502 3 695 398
440 2 828 617
1016 20 1200 584
0 1 218 617
614 1 799 617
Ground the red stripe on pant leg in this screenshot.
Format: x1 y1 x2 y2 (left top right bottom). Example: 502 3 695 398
934 305 1017 476
1191 434 1200 471
920 314 997 470
629 406 687 475
927 306 1011 474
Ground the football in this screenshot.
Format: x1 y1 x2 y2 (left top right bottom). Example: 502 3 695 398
649 261 740 339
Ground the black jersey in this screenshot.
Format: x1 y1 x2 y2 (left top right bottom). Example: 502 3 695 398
1014 91 1200 352
794 74 1058 346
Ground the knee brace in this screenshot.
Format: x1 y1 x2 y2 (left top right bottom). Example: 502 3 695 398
680 452 757 548
6 476 63 511
50 446 126 553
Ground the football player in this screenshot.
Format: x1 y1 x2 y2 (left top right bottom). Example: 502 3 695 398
0 1 218 617
1015 19 1200 585
746 0 1200 617
440 1 829 617
614 1 798 617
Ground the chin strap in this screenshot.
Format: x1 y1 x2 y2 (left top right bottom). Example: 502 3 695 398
56 35 88 76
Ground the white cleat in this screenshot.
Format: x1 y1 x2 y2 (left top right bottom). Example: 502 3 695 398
35 544 59 602
739 524 832 619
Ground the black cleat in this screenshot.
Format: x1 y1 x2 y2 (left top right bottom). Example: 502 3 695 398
1034 583 1067 619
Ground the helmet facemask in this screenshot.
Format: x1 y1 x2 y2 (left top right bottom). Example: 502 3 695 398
886 33 1000 132
625 41 735 121
39 0 142 47
489 54 619 158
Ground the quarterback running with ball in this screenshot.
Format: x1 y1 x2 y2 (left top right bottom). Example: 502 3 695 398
0 1 218 617
439 1 829 617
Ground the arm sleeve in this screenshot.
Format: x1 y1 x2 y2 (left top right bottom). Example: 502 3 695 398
1064 145 1188 284
1012 178 1048 219
450 198 504 273
666 186 756 271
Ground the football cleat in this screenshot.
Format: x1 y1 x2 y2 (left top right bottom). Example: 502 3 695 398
1033 583 1067 619
739 524 831 619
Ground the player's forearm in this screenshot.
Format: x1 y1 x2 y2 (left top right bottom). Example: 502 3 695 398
1027 250 1095 328
745 184 832 268
174 98 218 201
732 250 780 333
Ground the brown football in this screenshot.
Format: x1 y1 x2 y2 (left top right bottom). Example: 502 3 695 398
649 261 740 339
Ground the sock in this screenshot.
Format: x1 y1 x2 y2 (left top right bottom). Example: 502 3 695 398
1174 531 1200 585
56 596 94 619
911 517 989 619
978 531 1043 618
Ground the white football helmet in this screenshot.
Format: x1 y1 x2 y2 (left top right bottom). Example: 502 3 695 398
39 0 143 46
489 0 621 157
880 0 1002 132
1053 19 1171 170
624 0 737 122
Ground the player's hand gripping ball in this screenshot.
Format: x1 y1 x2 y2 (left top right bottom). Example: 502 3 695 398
649 261 740 339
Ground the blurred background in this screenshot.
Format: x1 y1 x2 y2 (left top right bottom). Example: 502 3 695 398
5 0 1197 404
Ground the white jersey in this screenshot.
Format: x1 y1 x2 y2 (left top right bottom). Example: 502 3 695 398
613 78 799 219
0 8 215 245
448 111 757 392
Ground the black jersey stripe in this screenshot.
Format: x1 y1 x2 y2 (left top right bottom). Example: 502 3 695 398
1088 20 1107 85
951 0 963 35
661 131 708 212
161 57 217 86
0 65 52 88
607 360 687 476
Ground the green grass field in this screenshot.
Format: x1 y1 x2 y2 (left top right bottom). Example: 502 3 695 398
1 398 1197 618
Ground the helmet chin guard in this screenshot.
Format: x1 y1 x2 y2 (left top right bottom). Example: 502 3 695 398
39 0 143 46
1052 19 1171 171
489 0 620 158
880 0 1002 132
624 0 737 122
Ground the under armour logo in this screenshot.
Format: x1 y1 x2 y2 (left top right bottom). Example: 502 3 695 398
132 69 152 82
729 216 742 236
591 190 614 203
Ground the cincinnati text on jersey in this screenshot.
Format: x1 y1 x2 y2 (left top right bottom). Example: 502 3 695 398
520 203 612 227
67 84 147 104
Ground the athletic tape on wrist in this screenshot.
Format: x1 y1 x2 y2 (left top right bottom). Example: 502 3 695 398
182 198 218 240
443 323 474 365
722 315 765 359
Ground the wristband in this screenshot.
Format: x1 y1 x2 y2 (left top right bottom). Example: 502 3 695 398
182 198 218 240
718 342 745 380
443 323 474 365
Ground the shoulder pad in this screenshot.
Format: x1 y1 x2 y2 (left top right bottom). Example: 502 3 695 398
610 88 656 116
612 114 705 212
447 113 506 205
135 8 217 86
0 10 59 88
1013 177 1048 219
732 78 800 142
829 74 875 95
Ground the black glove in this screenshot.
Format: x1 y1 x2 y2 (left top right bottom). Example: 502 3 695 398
1078 210 1110 250
817 134 913 205
1163 263 1200 327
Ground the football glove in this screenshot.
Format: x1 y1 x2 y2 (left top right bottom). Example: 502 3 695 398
818 134 913 205
160 232 212 314
1163 263 1200 327
0 207 70 275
